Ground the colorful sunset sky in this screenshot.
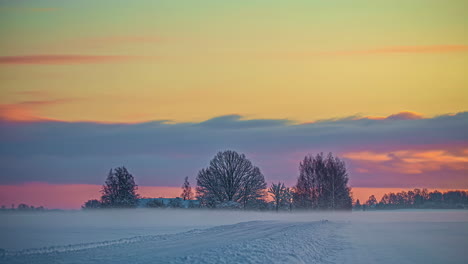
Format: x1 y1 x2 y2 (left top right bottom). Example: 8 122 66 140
0 0 467 209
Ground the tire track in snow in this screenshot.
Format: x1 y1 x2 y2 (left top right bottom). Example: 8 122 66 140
2 220 347 264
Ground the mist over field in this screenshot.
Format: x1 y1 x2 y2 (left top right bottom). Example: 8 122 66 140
1 210 467 263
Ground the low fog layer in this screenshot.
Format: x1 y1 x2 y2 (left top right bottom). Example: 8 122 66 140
1 210 467 263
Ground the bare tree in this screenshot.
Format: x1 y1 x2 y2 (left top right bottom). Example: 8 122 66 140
181 177 193 200
293 153 352 210
268 182 289 212
196 150 267 208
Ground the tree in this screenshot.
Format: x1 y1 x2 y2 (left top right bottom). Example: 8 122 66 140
284 187 293 211
101 167 140 208
196 150 267 208
365 195 377 208
181 177 193 200
168 198 183 208
354 199 362 210
17 204 30 210
293 153 352 210
82 199 101 209
429 191 443 203
268 182 289 212
146 199 165 208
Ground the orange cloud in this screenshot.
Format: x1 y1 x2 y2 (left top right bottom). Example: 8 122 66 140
0 98 81 121
345 148 468 175
0 104 45 121
343 151 392 162
0 55 145 65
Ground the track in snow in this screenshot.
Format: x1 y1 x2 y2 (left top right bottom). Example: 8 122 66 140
1 220 346 264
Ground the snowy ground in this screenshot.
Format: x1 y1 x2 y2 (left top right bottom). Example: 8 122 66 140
0 210 467 263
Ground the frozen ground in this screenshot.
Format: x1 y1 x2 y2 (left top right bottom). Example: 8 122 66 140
0 210 467 263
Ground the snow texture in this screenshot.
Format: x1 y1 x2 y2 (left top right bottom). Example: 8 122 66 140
0 210 467 264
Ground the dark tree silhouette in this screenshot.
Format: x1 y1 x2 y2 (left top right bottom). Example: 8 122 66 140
268 182 290 212
196 150 267 208
82 199 101 209
294 153 352 210
101 167 139 208
353 199 362 210
146 199 165 208
365 195 377 208
373 189 468 210
181 177 193 200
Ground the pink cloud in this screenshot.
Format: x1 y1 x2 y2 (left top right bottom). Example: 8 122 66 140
0 98 82 121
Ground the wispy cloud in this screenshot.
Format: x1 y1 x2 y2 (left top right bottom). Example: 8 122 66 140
330 45 468 55
343 147 468 188
282 45 468 59
0 55 146 65
344 149 468 173
0 98 82 121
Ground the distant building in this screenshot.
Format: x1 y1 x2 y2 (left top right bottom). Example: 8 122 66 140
138 198 200 208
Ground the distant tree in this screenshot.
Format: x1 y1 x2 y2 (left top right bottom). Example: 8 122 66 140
245 198 270 211
82 199 101 209
365 195 377 208
196 150 267 208
17 204 30 210
146 199 165 208
168 198 184 208
181 177 193 200
101 167 140 208
371 189 468 210
293 153 352 210
268 182 289 212
429 191 443 203
354 199 362 210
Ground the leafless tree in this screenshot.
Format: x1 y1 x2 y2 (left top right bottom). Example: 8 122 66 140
196 150 267 208
181 177 193 200
294 153 352 210
268 182 290 212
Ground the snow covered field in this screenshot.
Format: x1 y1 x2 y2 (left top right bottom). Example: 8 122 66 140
1 210 467 263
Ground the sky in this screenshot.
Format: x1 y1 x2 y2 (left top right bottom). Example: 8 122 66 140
0 0 467 208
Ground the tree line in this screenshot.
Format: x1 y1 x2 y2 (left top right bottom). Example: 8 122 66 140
354 189 468 210
0 204 46 211
83 150 353 210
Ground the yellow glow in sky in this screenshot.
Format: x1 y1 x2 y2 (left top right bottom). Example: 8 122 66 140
0 0 467 123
